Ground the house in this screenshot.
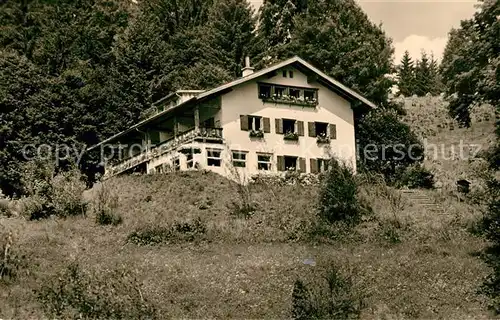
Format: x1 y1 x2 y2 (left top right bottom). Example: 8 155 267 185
88 56 376 180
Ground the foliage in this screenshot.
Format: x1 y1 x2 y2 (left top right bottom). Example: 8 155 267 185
397 50 442 97
37 263 158 319
291 264 363 319
441 0 499 128
397 51 415 97
0 231 26 283
318 158 361 226
356 109 424 181
128 218 207 245
18 160 87 220
398 163 435 189
480 178 500 313
91 184 122 226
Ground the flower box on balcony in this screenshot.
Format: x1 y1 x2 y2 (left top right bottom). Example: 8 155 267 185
249 129 264 138
284 131 299 141
316 134 330 144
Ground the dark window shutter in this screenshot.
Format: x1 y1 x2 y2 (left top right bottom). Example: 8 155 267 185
329 124 337 139
275 118 283 134
308 122 316 137
263 117 271 133
240 115 249 131
299 158 306 173
297 121 304 136
310 159 318 173
277 156 285 171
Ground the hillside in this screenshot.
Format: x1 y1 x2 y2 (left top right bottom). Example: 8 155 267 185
0 96 497 319
398 95 497 190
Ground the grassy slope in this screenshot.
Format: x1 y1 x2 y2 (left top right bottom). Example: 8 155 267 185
0 97 497 319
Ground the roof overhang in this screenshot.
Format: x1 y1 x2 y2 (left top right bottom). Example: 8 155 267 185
87 56 377 151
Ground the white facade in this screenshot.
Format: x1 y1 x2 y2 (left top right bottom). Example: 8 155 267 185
91 57 374 180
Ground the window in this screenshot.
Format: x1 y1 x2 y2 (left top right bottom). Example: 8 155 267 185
283 119 296 134
232 151 247 168
318 159 329 173
284 156 298 171
186 153 194 168
259 84 272 99
274 86 285 98
207 148 222 167
289 71 294 78
248 116 262 131
315 122 328 137
282 70 287 78
257 154 272 171
304 89 317 102
173 158 180 171
258 83 318 106
289 88 300 99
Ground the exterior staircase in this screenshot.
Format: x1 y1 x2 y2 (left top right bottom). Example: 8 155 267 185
400 189 447 215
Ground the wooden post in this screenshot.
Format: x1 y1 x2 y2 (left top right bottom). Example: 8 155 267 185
194 106 200 130
174 116 178 138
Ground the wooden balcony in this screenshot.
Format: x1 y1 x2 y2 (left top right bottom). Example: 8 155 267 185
104 127 223 178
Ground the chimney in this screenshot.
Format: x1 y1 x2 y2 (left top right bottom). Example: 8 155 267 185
241 56 254 77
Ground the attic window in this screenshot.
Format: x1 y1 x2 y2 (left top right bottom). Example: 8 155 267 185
282 70 287 78
304 89 317 103
258 83 318 106
259 84 272 99
289 71 294 78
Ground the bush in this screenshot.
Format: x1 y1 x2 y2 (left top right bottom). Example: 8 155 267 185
0 232 26 283
0 192 13 217
318 158 362 226
37 263 157 319
91 184 122 226
128 218 207 245
19 160 87 220
398 164 435 189
291 264 363 319
480 178 500 313
356 109 424 182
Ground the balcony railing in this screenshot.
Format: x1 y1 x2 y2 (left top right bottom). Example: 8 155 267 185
104 127 223 178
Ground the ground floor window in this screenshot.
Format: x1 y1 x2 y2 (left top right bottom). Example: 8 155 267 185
173 158 181 171
207 148 222 167
186 153 194 168
232 151 247 168
257 154 272 171
318 158 329 173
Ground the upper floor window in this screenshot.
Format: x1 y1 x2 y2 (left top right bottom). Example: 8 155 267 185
258 83 318 107
240 115 270 137
282 70 287 78
249 116 262 131
289 71 294 78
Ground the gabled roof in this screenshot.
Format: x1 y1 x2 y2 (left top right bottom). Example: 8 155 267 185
87 56 376 151
197 56 376 108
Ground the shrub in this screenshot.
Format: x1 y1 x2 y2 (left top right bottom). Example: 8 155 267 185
318 158 361 226
356 109 424 182
37 263 157 319
0 191 13 217
19 160 87 220
480 178 500 313
398 164 435 189
91 184 122 226
291 264 363 319
128 218 207 245
0 232 26 283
